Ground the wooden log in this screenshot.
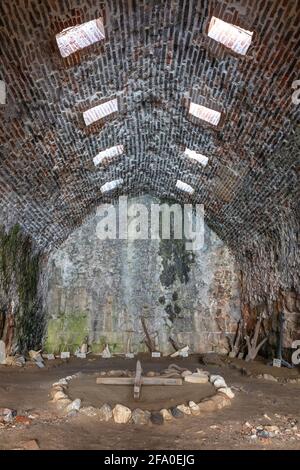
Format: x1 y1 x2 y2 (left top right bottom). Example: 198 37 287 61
96 377 135 385
96 377 183 386
142 377 182 385
134 360 142 400
245 314 268 361
140 317 155 352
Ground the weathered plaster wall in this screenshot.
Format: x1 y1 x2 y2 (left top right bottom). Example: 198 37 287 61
44 196 240 355
0 224 44 355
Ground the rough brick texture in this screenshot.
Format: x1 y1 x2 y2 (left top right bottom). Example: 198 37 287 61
0 0 299 251
0 1 299 355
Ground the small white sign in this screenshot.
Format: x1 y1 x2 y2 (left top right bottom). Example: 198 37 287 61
60 351 70 359
273 358 282 368
125 353 134 359
151 352 161 358
76 352 86 359
238 352 244 360
180 351 189 357
45 353 55 360
0 81 5 105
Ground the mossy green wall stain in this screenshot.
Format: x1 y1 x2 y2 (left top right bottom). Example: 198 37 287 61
0 224 43 353
44 312 88 353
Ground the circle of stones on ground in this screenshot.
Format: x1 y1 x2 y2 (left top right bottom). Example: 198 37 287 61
49 369 235 425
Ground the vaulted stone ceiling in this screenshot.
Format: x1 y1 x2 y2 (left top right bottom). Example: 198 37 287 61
0 0 299 251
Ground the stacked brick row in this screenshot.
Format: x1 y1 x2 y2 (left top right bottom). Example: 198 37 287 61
0 0 299 253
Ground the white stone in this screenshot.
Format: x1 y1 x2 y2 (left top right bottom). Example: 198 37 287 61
80 406 99 417
263 373 278 382
57 378 68 386
209 374 224 384
184 373 208 384
0 340 6 365
189 401 200 416
102 344 111 358
177 404 191 415
60 352 70 359
66 398 81 413
113 404 132 424
52 390 68 402
132 408 151 425
181 370 192 377
196 368 210 376
98 403 113 422
218 387 235 399
213 378 227 389
56 398 72 410
160 408 173 421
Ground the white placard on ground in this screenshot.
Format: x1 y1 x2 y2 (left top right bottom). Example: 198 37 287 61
273 358 282 368
152 352 161 358
180 351 189 357
76 352 86 359
60 351 70 359
238 352 244 359
125 353 135 359
45 353 55 360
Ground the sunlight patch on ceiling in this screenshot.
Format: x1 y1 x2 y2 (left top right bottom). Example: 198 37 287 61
208 16 253 55
93 145 124 166
56 18 105 58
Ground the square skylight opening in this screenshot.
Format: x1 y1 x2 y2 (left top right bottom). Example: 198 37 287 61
184 148 209 167
189 102 221 126
176 180 194 195
208 16 253 55
56 18 105 58
93 145 124 166
100 178 123 194
83 98 118 126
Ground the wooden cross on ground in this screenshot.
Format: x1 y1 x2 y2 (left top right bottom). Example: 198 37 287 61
96 360 182 400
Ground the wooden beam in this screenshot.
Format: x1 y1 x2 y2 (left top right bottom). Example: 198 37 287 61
96 377 183 386
134 360 142 399
142 377 182 385
96 377 134 385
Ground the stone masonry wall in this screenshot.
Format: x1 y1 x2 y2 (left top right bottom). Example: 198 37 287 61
0 224 45 355
44 195 240 355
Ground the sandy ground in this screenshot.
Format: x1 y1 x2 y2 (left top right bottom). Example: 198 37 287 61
0 354 300 450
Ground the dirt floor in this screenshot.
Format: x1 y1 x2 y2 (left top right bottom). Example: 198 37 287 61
0 354 300 450
69 376 215 411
